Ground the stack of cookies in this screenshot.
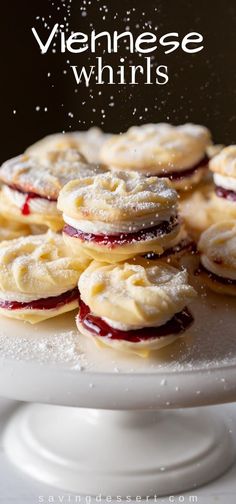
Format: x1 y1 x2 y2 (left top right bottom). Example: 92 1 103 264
0 122 233 358
0 135 107 326
57 167 197 356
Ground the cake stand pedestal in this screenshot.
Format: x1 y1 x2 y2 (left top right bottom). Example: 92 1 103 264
0 289 236 496
3 404 235 497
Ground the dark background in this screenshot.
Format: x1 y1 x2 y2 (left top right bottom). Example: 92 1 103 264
0 0 236 163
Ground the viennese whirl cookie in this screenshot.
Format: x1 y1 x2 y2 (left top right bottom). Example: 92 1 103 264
27 127 111 164
180 146 235 240
101 123 211 191
198 221 236 296
209 146 236 219
0 231 89 323
0 149 107 231
58 171 182 263
77 260 196 357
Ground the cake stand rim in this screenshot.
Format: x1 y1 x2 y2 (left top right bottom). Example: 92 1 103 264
0 355 236 409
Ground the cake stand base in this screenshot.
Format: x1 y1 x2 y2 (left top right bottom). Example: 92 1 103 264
3 404 235 497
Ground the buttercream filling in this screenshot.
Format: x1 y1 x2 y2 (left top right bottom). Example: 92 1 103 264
201 255 236 281
214 173 236 193
0 287 79 311
78 298 193 343
3 185 58 216
63 210 175 235
156 155 208 180
199 264 236 286
63 216 179 247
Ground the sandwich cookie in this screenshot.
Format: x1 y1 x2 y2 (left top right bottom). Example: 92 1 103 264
0 231 89 323
58 171 181 263
77 260 196 357
101 123 211 191
198 221 236 296
209 146 236 219
27 127 111 164
0 149 107 231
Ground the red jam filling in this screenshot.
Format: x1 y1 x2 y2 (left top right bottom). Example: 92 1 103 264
215 186 236 202
197 265 236 286
64 216 178 248
143 239 197 261
157 156 209 181
7 184 57 216
0 287 79 311
22 192 42 216
78 298 194 343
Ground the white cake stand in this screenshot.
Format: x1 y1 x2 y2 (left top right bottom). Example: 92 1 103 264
0 284 236 497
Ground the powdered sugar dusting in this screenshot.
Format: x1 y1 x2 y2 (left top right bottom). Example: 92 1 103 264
0 281 235 377
0 328 87 369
